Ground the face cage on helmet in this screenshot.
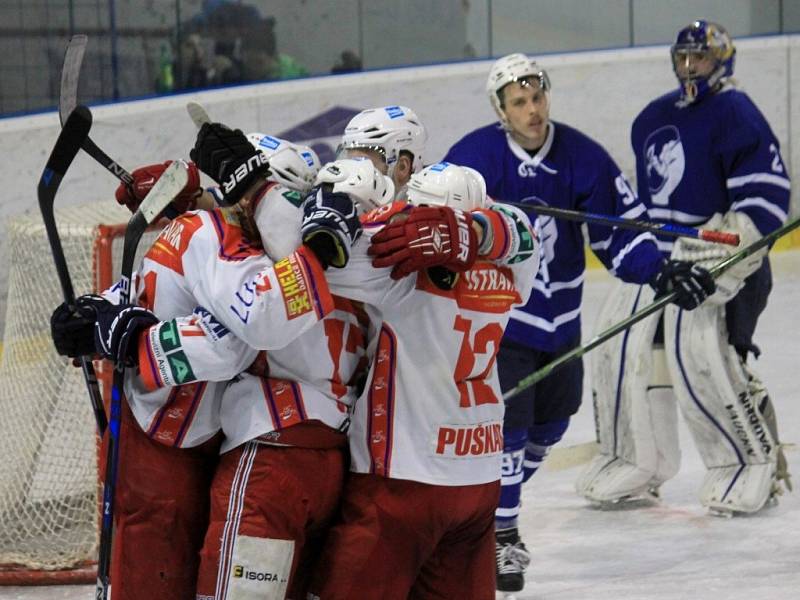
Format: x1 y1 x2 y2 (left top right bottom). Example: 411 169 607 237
670 45 729 103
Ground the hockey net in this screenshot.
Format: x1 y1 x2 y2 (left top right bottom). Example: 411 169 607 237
0 201 160 584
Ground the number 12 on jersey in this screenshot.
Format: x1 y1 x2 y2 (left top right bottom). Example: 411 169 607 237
453 315 503 408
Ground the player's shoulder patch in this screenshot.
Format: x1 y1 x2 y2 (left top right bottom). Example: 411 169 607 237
361 201 409 227
146 212 205 275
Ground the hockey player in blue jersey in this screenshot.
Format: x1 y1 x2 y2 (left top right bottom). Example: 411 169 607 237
578 21 791 519
444 53 716 594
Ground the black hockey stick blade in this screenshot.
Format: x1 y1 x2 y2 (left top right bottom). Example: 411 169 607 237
38 105 92 303
59 34 87 126
38 105 108 436
58 34 135 188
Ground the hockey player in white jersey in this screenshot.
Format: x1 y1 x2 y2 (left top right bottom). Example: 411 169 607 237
577 20 791 516
50 124 358 600
337 105 427 199
305 162 541 600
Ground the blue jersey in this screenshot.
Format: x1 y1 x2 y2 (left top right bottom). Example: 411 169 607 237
444 121 662 352
632 87 790 255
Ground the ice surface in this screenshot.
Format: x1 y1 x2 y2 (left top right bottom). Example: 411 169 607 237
2 251 799 600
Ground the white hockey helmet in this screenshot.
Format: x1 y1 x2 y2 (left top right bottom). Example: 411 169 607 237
406 162 487 211
339 106 427 177
315 158 395 212
247 132 321 194
486 53 551 128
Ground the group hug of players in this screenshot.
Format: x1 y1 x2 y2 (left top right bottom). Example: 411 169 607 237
49 18 792 600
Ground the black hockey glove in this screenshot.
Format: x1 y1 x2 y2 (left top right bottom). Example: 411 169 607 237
189 122 270 207
92 301 160 367
301 187 362 269
50 295 104 358
650 259 716 310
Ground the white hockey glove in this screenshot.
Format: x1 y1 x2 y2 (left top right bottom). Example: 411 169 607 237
672 211 766 305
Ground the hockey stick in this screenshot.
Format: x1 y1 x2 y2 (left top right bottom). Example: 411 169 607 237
95 160 190 599
503 201 740 246
502 213 800 400
186 100 211 128
38 105 108 436
60 34 135 189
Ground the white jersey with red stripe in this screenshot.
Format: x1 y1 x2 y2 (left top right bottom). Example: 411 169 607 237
116 182 336 448
122 182 367 452
324 201 539 487
216 293 368 452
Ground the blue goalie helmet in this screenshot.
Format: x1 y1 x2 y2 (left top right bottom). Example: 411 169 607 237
670 19 736 104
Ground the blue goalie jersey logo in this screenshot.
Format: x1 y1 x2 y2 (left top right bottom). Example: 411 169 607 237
643 125 685 206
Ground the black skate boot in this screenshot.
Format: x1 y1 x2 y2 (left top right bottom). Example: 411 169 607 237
495 527 531 593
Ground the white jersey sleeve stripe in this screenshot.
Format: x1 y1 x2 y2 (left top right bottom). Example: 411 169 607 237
532 273 584 297
648 208 709 224
510 306 582 332
610 232 657 275
731 197 788 224
727 173 791 191
621 204 647 220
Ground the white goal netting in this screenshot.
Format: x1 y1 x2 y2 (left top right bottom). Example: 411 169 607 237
0 201 158 578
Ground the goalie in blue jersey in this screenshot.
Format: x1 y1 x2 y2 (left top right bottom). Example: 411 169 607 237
444 53 716 594
578 20 791 519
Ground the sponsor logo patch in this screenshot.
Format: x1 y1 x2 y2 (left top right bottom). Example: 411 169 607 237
385 105 404 119
167 350 196 385
274 254 314 319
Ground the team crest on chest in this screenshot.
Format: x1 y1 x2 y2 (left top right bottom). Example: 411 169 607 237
643 125 686 206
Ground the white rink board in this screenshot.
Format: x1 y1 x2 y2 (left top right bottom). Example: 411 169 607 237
1 35 800 333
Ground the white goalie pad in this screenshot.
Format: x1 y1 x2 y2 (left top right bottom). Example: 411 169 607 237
576 281 680 503
664 302 778 514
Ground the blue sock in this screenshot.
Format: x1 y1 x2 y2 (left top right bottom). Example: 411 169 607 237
495 427 528 531
522 419 570 484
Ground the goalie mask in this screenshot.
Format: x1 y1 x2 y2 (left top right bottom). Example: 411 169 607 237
338 106 427 178
247 133 321 194
406 162 487 211
487 53 551 130
314 158 395 212
671 20 735 105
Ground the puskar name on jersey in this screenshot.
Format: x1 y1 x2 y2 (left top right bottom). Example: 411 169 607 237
435 421 503 458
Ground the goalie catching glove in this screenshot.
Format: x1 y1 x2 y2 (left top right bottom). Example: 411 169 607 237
650 259 716 310
301 187 362 268
369 206 478 280
190 122 270 206
115 160 201 218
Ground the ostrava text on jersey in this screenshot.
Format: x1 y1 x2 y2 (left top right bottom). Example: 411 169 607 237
444 122 663 352
633 87 790 253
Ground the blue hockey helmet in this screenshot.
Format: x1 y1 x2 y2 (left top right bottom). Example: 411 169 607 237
671 20 735 104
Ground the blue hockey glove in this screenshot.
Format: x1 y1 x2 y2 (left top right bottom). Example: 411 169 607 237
91 300 160 367
301 187 362 268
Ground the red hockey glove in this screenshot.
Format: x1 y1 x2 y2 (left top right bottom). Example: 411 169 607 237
115 160 201 216
369 206 478 280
